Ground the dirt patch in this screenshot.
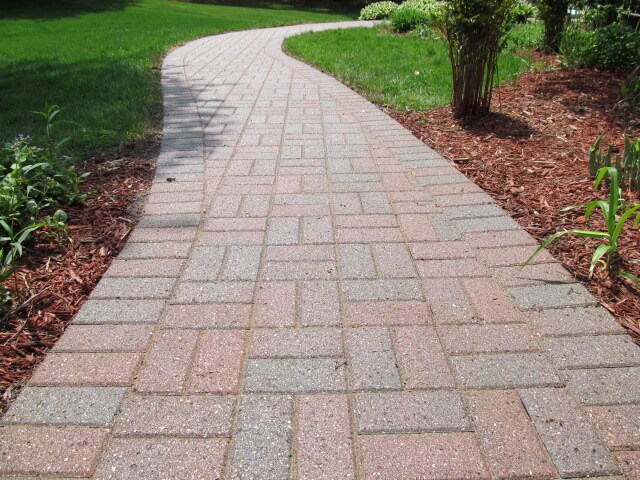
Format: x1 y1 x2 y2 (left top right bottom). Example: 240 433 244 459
0 137 158 412
389 62 640 343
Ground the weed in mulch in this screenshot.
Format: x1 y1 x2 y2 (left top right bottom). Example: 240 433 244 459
389 62 640 343
0 137 158 412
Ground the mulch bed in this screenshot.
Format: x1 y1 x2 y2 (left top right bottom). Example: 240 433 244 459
388 58 640 344
0 138 158 412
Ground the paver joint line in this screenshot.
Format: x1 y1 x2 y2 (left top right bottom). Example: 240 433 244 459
0 20 636 480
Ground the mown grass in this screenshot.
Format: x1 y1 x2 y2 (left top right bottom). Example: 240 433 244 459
1 0 356 155
284 22 544 111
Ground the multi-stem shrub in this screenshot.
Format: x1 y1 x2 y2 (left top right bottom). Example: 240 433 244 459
440 0 515 118
538 0 571 52
589 135 640 193
359 1 399 19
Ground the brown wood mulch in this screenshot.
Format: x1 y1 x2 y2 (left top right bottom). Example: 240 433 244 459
0 138 158 412
388 59 640 344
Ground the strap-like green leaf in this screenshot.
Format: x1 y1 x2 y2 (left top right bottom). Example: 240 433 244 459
589 244 610 275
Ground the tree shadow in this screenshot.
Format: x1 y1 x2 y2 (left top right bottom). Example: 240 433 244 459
1 0 139 20
459 112 537 139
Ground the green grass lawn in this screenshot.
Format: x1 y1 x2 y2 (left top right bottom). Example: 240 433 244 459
284 23 543 111
1 0 356 155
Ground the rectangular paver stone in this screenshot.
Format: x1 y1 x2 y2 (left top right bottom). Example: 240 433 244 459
2 387 126 426
228 395 293 480
542 335 640 368
53 324 153 352
172 281 254 304
91 277 175 299
341 279 424 301
452 353 561 389
73 299 165 324
0 426 110 477
30 353 140 386
528 306 624 337
114 394 234 437
295 395 355 480
356 391 471 434
94 437 227 480
562 367 640 405
345 327 402 391
519 388 621 478
244 358 346 393
250 328 343 358
359 433 491 480
439 324 539 355
509 284 598 310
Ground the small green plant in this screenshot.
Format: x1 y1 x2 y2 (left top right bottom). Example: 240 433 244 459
510 0 538 24
589 135 639 193
360 1 399 20
0 105 87 313
525 167 640 285
390 6 432 32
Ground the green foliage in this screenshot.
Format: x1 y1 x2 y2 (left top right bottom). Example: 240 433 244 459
359 1 398 19
525 167 640 285
0 107 87 313
561 21 640 70
399 0 444 16
507 20 544 50
510 0 538 24
441 0 516 118
389 6 431 32
589 135 640 192
538 0 570 52
619 67 640 108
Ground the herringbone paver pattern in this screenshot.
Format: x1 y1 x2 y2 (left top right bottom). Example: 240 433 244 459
1 21 639 479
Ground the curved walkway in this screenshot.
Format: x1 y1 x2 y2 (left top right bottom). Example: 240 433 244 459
2 21 640 479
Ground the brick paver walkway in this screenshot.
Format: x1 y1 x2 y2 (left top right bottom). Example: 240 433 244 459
2 21 640 479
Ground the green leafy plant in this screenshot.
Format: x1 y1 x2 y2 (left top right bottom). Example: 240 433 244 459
618 67 640 108
390 6 432 32
561 21 640 70
0 106 87 313
589 135 639 192
525 166 640 285
440 0 515 118
359 1 399 19
510 0 538 24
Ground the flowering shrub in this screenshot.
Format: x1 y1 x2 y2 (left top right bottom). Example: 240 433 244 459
359 1 399 20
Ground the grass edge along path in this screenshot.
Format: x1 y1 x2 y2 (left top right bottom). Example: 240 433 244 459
1 0 357 156
283 23 542 111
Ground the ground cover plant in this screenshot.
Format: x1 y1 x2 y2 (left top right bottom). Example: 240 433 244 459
1 0 356 157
